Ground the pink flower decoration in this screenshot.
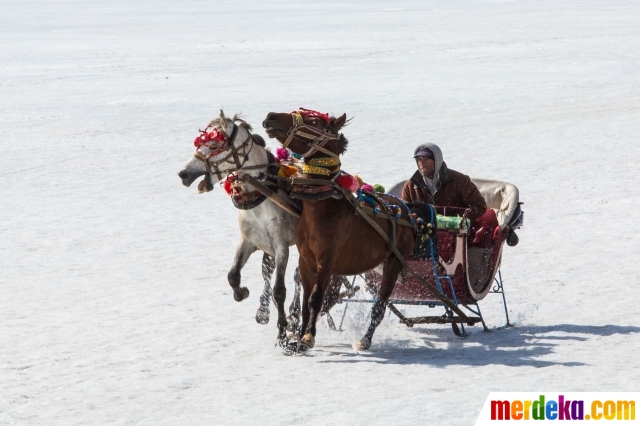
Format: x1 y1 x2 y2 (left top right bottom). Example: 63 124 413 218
275 147 290 162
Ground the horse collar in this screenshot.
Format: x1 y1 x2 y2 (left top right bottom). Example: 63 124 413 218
231 189 268 210
302 156 341 177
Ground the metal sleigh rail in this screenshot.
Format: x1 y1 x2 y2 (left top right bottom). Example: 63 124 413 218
336 269 512 337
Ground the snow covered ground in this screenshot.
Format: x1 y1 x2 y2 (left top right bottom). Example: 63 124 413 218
2 0 639 424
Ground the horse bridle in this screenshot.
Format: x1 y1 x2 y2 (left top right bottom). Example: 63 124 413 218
193 123 254 191
282 112 341 159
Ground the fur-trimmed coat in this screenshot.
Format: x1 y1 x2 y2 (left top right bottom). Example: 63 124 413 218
401 162 487 222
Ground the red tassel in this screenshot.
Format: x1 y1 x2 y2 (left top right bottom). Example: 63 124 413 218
223 180 233 195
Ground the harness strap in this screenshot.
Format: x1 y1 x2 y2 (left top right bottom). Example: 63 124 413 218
291 177 335 186
226 124 241 168
358 205 414 228
240 174 301 218
238 162 281 171
283 112 341 158
283 130 339 158
194 152 215 191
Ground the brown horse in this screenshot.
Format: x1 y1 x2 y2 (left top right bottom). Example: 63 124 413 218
262 109 416 351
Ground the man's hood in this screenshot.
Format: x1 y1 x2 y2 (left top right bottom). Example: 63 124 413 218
413 142 444 193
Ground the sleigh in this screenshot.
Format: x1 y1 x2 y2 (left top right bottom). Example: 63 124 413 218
337 179 523 336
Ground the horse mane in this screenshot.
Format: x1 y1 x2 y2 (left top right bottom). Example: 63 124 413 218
251 134 266 147
327 115 351 155
338 134 349 154
207 110 253 133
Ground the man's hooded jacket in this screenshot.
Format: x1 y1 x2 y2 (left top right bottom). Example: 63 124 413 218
401 143 487 223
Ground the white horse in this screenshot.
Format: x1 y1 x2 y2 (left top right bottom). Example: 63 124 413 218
178 111 354 345
178 111 299 343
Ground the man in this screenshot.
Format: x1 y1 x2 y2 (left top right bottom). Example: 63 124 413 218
401 143 487 223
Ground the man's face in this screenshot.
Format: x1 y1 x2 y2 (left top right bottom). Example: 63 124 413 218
416 155 435 178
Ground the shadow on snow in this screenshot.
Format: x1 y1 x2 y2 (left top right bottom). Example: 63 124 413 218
315 324 640 368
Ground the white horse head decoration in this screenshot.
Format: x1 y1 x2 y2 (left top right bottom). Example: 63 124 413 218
178 110 267 193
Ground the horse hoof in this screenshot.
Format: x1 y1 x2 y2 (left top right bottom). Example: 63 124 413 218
255 313 269 324
281 340 301 356
356 338 371 351
298 333 315 350
284 328 301 341
276 334 288 348
255 307 270 324
233 287 250 302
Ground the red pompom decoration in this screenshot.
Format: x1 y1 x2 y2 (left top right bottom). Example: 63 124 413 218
275 147 290 163
194 134 208 147
194 128 227 148
335 173 359 192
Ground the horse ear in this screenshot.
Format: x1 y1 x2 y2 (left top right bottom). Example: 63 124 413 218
218 109 229 132
332 113 347 131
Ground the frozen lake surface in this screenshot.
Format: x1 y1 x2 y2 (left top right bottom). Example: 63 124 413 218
2 0 639 424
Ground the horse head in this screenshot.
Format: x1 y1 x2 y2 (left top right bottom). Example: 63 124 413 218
178 110 266 191
262 109 349 163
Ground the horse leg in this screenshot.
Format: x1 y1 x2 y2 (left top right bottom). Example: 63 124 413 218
357 255 404 351
297 256 316 349
339 275 360 299
227 238 257 302
272 245 290 346
299 263 333 350
319 275 345 331
287 267 302 337
255 252 275 325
